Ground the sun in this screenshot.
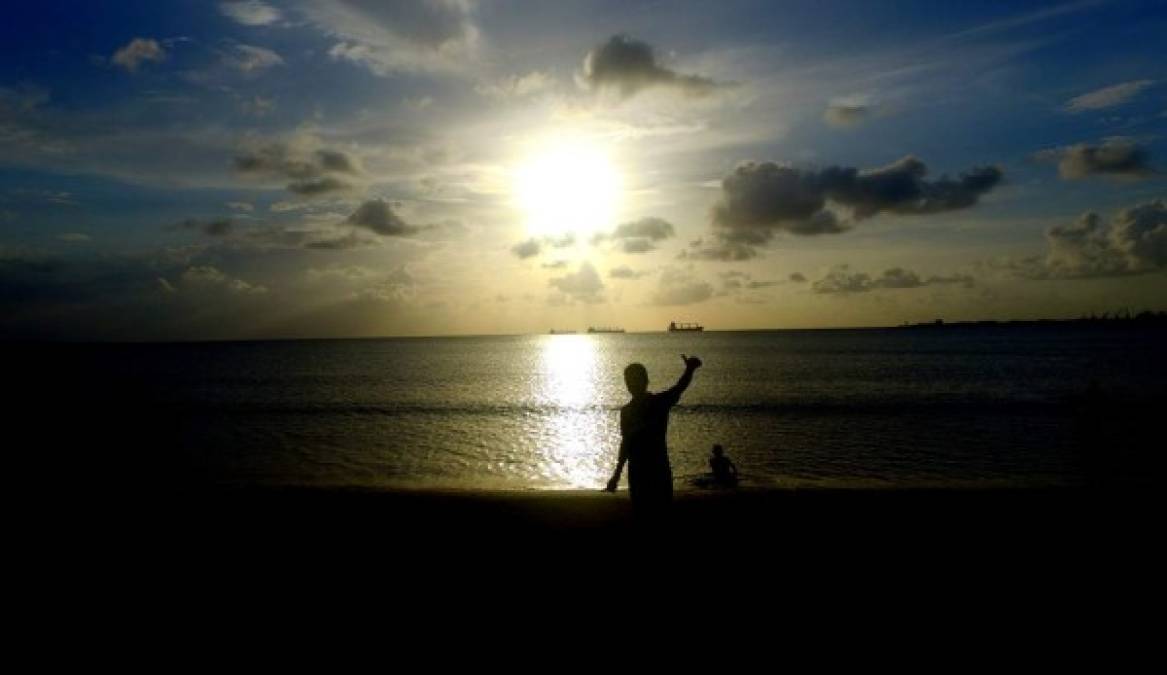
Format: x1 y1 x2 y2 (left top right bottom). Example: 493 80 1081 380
513 141 622 239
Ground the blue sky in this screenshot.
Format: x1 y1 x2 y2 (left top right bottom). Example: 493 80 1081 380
1 0 1165 340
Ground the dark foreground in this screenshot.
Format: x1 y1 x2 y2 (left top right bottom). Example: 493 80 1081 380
27 485 1161 616
137 485 1158 561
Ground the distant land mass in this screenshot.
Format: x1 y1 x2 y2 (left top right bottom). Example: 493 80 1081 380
898 310 1167 329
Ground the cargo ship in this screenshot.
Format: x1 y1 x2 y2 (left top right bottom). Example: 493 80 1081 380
667 321 704 332
587 326 625 333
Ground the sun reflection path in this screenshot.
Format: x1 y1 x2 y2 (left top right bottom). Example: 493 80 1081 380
532 334 614 488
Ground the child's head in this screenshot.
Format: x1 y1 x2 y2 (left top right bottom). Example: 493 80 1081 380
712 444 724 457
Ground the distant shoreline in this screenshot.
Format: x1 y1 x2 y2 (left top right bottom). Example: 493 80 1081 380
4 312 1165 346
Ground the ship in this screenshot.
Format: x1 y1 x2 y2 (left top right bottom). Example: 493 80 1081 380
548 329 577 335
587 326 625 334
668 321 704 332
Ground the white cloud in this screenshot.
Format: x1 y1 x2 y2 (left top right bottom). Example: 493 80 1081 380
223 44 285 74
219 1 282 26
305 0 480 75
476 72 555 100
1065 80 1155 112
111 38 166 73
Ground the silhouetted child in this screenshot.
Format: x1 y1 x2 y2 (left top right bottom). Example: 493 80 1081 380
709 444 738 486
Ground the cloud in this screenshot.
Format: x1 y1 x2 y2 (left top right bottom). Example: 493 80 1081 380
233 136 361 196
681 240 759 261
609 266 646 279
577 34 719 99
824 96 876 128
305 0 479 75
288 176 351 195
1065 80 1156 112
56 233 91 243
226 201 254 212
346 199 418 236
177 217 234 237
306 265 375 283
219 1 282 26
789 272 807 283
355 267 414 303
510 234 575 259
653 267 714 305
609 217 675 241
240 95 276 117
305 232 378 250
824 104 871 128
1009 200 1167 279
541 260 568 269
181 265 268 295
1035 139 1155 180
111 38 166 73
222 44 285 74
812 265 974 294
592 217 675 254
476 72 555 100
710 156 1003 251
549 262 604 303
511 238 541 259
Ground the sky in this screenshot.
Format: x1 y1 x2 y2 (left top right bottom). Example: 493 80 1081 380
1 0 1165 341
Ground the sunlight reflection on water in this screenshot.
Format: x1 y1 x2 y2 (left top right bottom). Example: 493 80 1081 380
528 334 614 488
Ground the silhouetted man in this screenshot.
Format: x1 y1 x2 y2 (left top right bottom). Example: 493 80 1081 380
605 354 702 516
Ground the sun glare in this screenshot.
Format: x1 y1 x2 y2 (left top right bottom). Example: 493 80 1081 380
513 141 622 239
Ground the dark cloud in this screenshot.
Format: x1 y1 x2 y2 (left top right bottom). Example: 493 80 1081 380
549 262 604 303
578 34 718 99
609 266 646 279
789 272 807 283
812 265 975 294
288 176 351 195
510 234 575 259
1011 200 1167 279
234 141 361 196
1035 140 1155 180
111 38 166 72
177 217 234 237
511 238 541 259
593 217 675 255
653 267 713 305
305 232 377 251
609 217 675 241
710 156 1003 254
620 238 657 254
0 254 266 340
346 199 418 236
681 240 759 261
824 103 871 128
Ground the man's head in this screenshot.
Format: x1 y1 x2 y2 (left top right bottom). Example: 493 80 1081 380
712 444 724 457
624 363 648 396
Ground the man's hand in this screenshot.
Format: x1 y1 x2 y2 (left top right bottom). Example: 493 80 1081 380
681 354 703 370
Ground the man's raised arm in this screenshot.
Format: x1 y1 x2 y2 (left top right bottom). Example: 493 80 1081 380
663 354 702 405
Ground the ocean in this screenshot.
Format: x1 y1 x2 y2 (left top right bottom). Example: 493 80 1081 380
15 326 1164 491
